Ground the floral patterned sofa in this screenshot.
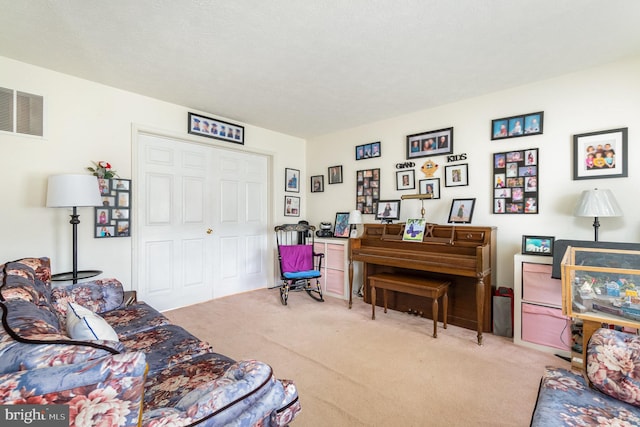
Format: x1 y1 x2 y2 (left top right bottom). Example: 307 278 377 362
531 327 640 426
0 257 300 426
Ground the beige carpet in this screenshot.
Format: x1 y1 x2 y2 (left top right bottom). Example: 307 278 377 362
164 288 569 426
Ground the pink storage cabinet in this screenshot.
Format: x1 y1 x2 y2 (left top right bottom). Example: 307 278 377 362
521 303 571 351
522 262 562 306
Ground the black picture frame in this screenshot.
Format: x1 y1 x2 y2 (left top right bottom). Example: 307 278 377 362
444 163 469 187
356 168 380 214
334 212 351 238
448 198 476 224
491 111 543 140
285 168 300 192
188 112 244 144
95 178 131 238
311 175 324 193
522 235 555 256
396 170 415 190
493 148 539 214
419 178 440 199
284 195 300 217
572 127 628 180
355 141 381 160
406 127 453 159
328 165 343 184
375 200 401 222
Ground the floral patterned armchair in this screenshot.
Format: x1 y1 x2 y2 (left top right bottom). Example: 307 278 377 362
531 327 640 426
0 257 300 426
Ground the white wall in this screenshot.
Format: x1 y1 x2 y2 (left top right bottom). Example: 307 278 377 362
0 56 306 289
306 57 640 288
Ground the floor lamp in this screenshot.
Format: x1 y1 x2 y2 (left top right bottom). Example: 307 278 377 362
573 188 623 242
46 174 103 283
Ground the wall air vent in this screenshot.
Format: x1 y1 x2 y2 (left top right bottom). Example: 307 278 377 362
0 86 43 137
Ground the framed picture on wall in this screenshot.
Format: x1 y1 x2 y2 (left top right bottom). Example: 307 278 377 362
444 164 468 187
188 112 244 144
285 168 300 192
396 170 415 190
95 178 131 238
573 127 628 180
310 175 324 193
355 168 380 214
493 148 539 214
406 127 453 159
284 196 300 217
419 178 440 199
328 165 343 184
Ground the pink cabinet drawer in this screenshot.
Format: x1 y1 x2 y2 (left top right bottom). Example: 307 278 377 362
325 268 344 295
522 262 561 306
325 244 344 270
521 303 570 351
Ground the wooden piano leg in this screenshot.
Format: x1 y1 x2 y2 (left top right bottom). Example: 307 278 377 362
371 284 376 320
476 276 485 345
348 257 354 309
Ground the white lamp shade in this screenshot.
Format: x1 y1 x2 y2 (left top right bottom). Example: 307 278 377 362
573 188 623 217
348 210 363 225
46 174 103 208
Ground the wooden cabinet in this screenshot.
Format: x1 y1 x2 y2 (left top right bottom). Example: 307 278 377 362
314 238 348 300
514 254 571 357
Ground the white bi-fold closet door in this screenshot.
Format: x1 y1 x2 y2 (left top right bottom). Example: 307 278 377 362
136 132 269 311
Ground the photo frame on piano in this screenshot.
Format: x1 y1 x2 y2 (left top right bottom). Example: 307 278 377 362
376 200 401 223
448 198 476 224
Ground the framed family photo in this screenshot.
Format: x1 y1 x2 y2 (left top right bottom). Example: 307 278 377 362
188 112 244 144
522 235 554 256
491 111 543 140
573 127 628 180
406 127 453 159
355 141 381 160
95 178 131 238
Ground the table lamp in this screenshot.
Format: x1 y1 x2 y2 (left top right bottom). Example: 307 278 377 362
46 174 103 283
573 188 623 242
348 210 363 238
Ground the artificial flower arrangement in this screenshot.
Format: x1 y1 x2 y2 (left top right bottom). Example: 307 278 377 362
87 161 118 179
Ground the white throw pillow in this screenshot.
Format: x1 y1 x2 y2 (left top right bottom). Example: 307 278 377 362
66 302 119 342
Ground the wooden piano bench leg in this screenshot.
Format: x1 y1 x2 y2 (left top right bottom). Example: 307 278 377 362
371 285 376 320
432 295 439 338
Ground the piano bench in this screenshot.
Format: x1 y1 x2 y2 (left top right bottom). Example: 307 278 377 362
368 273 450 338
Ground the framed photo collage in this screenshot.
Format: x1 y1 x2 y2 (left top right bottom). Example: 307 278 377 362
493 148 539 214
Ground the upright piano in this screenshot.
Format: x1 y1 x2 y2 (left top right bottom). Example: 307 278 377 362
349 223 497 344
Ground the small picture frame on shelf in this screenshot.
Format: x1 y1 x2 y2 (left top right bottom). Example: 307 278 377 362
333 212 351 238
522 235 554 256
375 199 401 222
402 218 427 242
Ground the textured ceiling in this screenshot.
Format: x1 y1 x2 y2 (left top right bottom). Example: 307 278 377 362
1 1 639 138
